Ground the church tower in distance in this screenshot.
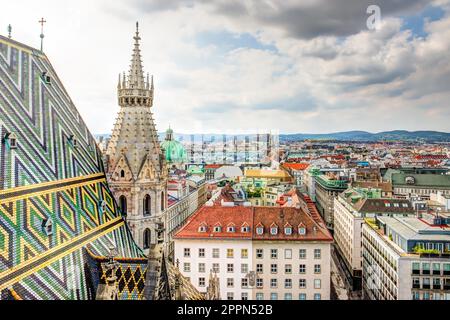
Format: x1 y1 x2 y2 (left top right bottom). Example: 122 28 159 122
105 22 168 252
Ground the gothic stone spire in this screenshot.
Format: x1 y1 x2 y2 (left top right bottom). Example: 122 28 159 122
129 22 145 89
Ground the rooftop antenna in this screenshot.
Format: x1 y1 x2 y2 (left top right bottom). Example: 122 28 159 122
7 24 12 38
38 17 46 51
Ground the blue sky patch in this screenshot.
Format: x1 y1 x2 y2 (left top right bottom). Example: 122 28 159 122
401 5 445 38
195 30 278 54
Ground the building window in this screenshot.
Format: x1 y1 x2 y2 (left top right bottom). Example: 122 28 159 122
241 292 248 300
284 293 292 300
227 278 234 288
314 293 321 300
412 277 420 289
256 293 264 300
444 263 450 275
143 228 151 249
433 278 441 289
412 262 420 275
227 292 234 300
198 224 207 232
212 248 220 258
270 226 278 235
285 249 292 259
271 264 278 274
241 249 248 259
299 293 306 300
256 278 263 288
184 248 190 257
298 227 306 235
422 263 430 275
314 279 321 289
432 263 441 275
198 277 205 287
314 264 321 274
241 278 248 288
270 279 277 288
299 279 306 288
241 264 248 274
256 249 264 259
285 279 292 289
212 263 220 273
284 227 292 235
227 249 234 258
299 249 306 259
256 227 264 235
198 248 205 258
119 195 127 215
213 225 222 232
183 263 191 272
285 264 292 274
271 249 278 259
227 264 234 273
270 293 278 300
143 194 151 216
299 264 306 274
198 263 205 273
423 278 430 289
241 225 250 233
227 225 235 233
161 191 165 211
314 249 321 259
256 264 263 273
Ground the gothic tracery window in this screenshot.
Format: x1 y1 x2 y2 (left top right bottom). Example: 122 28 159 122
143 228 151 249
119 195 127 215
143 194 151 216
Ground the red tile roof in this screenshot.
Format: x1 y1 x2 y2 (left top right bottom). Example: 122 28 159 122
205 164 223 169
174 202 332 242
282 163 310 171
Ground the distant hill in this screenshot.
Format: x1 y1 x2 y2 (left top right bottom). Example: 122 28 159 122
95 130 450 143
279 130 450 142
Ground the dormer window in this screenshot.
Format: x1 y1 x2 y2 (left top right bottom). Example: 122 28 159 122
42 218 53 236
41 71 51 84
241 225 250 233
256 224 264 235
270 225 278 235
227 225 235 233
198 224 207 233
298 225 306 235
68 134 77 148
3 132 18 150
213 225 222 232
284 227 292 235
99 200 107 214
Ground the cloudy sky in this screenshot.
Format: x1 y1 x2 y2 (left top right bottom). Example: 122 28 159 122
2 0 450 134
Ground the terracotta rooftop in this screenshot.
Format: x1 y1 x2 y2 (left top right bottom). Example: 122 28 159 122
282 163 310 171
174 202 332 242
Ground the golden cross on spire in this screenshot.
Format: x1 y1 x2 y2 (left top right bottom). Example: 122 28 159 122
38 17 46 51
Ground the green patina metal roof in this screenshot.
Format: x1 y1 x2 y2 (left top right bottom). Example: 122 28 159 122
391 173 450 188
160 128 187 164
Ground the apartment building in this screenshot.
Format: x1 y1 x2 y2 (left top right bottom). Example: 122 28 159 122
333 187 414 289
174 202 333 300
362 215 450 300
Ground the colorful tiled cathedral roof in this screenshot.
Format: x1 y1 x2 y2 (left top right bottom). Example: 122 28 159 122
0 34 147 300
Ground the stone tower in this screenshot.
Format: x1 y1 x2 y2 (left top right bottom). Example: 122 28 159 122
105 22 168 252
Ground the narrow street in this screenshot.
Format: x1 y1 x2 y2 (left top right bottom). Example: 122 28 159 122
330 245 361 300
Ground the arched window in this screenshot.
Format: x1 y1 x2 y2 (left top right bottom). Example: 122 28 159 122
120 170 125 178
143 228 151 249
161 191 165 211
143 194 151 216
119 195 127 215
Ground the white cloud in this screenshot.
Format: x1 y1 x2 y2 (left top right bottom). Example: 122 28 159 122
1 0 449 134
